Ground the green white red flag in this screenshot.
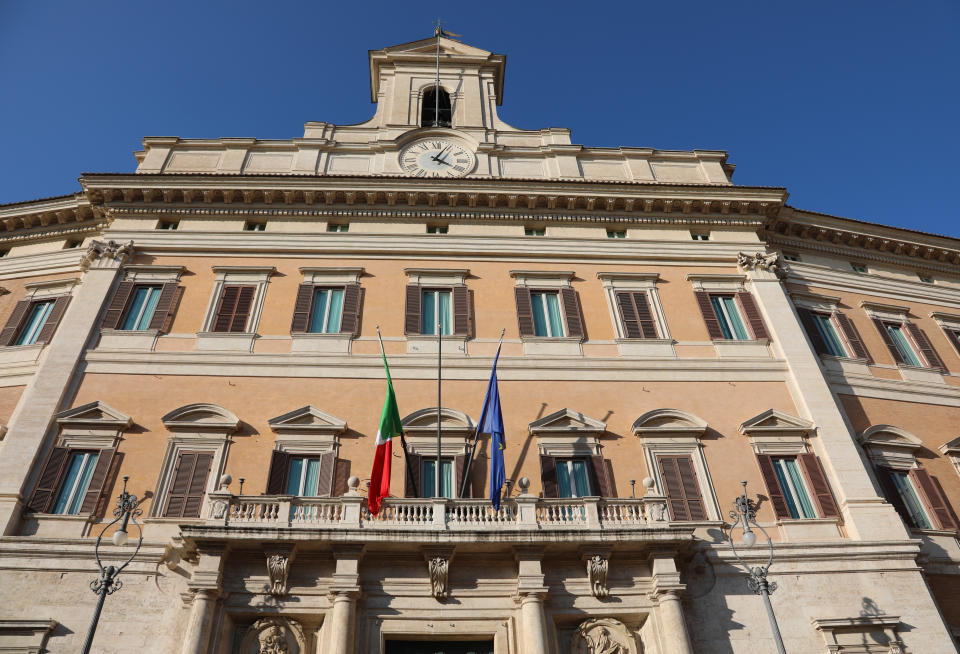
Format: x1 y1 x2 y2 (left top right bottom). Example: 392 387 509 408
368 350 403 514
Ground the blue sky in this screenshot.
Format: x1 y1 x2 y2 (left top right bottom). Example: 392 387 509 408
1 1 957 237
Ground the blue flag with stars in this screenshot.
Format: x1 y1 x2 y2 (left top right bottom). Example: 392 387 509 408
477 343 505 510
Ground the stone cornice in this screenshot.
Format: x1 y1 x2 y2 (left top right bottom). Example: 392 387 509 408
785 261 960 309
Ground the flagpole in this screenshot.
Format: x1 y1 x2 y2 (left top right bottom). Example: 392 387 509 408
377 326 418 498
436 320 442 498
434 19 441 127
459 329 505 499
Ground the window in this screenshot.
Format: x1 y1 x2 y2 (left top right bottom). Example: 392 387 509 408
881 469 933 530
614 291 659 339
709 295 749 340
422 458 454 498
770 457 816 519
882 322 922 367
782 252 801 262
918 274 934 284
244 221 266 231
850 262 868 273
606 230 626 239
14 300 54 345
532 408 615 499
51 451 100 515
524 227 545 236
308 288 344 334
421 86 452 127
555 458 592 498
0 249 9 257
690 232 710 241
530 291 565 337
266 450 344 497
157 220 179 230
943 325 960 356
327 224 349 233
65 239 83 249
120 285 163 331
427 225 448 234
810 312 848 357
285 456 323 496
420 289 452 335
212 285 256 333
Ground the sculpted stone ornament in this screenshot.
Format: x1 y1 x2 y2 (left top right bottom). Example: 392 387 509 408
240 618 305 654
586 554 609 599
266 551 294 596
737 251 786 279
571 618 637 654
427 555 450 600
80 239 134 270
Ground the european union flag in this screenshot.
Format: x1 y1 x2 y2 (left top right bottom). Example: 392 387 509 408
477 343 505 510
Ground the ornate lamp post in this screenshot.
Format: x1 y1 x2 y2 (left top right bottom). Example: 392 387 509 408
80 476 144 654
726 480 786 654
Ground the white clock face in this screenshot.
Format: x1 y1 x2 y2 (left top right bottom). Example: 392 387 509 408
399 139 475 178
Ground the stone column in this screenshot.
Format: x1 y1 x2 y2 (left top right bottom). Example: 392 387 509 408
650 551 693 654
180 589 218 654
519 591 549 654
0 240 134 535
741 256 908 541
326 590 359 654
514 546 550 654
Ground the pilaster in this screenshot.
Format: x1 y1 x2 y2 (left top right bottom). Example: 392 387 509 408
741 255 909 541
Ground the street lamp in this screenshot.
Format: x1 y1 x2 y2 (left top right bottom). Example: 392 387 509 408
80 475 143 654
726 480 786 654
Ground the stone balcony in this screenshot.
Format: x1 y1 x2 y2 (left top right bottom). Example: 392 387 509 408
180 485 694 548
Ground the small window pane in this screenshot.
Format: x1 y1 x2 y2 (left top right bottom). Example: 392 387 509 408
783 458 816 518
422 459 453 498
303 458 321 497
52 452 98 515
812 314 847 357
286 458 304 495
420 290 452 336
890 471 932 529
15 301 54 346
524 227 545 236
122 286 162 331
721 297 749 340
556 460 573 498
571 460 591 497
885 323 922 366
309 288 344 334
327 224 349 232
710 296 733 339
531 293 548 337
545 293 564 337
606 230 626 239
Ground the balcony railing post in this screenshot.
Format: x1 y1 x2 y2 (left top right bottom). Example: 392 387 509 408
341 495 364 528
278 498 293 527
432 498 448 529
584 497 601 530
206 489 233 527
515 478 539 527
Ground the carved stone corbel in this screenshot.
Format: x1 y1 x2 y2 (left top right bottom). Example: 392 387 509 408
264 545 296 597
422 546 455 600
580 547 612 599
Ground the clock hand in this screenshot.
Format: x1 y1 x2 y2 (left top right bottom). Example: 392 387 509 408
431 145 451 162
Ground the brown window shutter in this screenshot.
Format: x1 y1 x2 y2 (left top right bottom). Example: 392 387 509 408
835 312 872 362
317 451 337 497
147 282 181 331
755 455 791 519
339 284 362 336
265 451 290 495
905 322 946 371
26 446 70 512
877 468 911 525
212 286 239 332
514 287 535 337
694 291 724 340
35 295 71 344
102 281 135 329
452 285 470 336
796 308 828 355
615 291 642 338
872 318 906 365
405 452 422 497
560 287 584 338
404 284 421 335
290 283 315 333
797 453 840 518
160 287 184 333
164 451 212 518
333 457 351 497
632 292 659 339
943 326 960 357
589 455 614 497
657 455 705 521
78 448 117 515
454 453 471 498
0 300 31 346
909 468 958 531
231 286 255 332
736 292 770 340
539 455 558 498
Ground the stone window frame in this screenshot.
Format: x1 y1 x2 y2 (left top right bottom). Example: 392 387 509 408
510 270 583 355
631 408 722 521
290 267 364 354
859 301 933 371
811 614 906 653
400 407 475 498
596 271 673 356
939 436 960 479
403 268 471 354
198 266 275 337
791 292 859 361
931 311 960 358
98 265 185 350
529 408 614 498
151 403 240 519
686 274 770 358
265 406 349 497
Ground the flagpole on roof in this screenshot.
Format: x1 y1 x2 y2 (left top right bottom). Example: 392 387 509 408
459 328 505 499
376 326 417 499
433 19 441 127
436 320 442 498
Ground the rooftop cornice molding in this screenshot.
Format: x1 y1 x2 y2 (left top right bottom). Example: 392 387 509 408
785 261 960 308
767 213 960 268
0 193 101 234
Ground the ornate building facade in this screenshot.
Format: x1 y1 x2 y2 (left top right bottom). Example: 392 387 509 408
0 35 958 654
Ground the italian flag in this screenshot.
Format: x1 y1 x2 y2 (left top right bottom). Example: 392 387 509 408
369 351 403 515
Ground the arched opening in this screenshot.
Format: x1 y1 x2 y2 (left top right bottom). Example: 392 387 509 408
421 87 452 127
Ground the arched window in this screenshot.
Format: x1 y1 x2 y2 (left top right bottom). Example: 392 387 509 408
421 87 452 127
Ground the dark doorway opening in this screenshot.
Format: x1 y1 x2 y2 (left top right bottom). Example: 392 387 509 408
385 640 494 654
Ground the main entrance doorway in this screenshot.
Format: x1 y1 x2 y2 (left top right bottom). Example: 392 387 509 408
385 641 494 654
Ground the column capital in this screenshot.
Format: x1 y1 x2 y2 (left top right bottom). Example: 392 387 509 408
80 239 135 271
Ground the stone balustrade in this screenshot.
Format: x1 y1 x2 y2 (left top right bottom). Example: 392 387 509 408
204 491 671 532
